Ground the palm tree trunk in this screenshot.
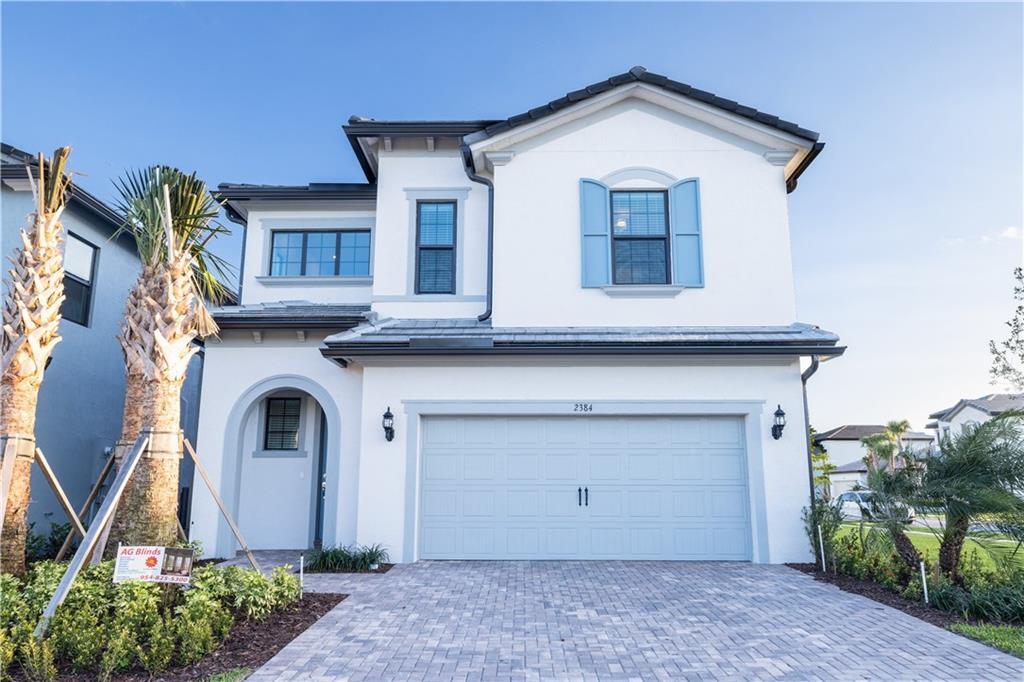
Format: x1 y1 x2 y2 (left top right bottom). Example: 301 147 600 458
892 529 922 569
0 150 70 574
940 515 970 581
0 383 40 575
108 260 197 549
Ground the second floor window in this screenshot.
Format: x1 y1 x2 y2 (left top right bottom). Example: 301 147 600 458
416 201 456 294
270 230 370 277
264 397 301 450
610 191 669 285
62 233 97 326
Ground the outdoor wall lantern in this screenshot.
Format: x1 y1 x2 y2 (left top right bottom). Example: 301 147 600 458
771 405 786 440
382 407 395 442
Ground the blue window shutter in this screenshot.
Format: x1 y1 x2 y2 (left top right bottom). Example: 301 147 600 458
669 178 704 287
580 179 611 287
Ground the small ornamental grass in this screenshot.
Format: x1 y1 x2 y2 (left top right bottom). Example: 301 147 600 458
0 560 300 681
305 544 389 573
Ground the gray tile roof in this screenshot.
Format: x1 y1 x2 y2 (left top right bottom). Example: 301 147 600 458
322 319 843 359
814 425 934 443
830 460 868 474
470 66 820 144
213 301 369 329
928 393 1024 420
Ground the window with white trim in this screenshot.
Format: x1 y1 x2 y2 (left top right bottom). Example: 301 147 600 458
269 230 370 277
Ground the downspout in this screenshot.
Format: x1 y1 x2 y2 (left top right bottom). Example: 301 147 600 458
460 142 494 322
802 355 821 506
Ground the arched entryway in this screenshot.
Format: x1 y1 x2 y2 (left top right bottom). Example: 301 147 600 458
216 375 342 555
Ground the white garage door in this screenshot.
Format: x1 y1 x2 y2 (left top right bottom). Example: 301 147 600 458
419 416 751 560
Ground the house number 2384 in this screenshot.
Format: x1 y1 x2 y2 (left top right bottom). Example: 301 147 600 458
573 403 594 412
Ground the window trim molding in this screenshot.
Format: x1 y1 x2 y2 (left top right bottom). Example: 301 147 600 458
260 216 375 280
404 188 469 295
253 393 308 458
609 188 671 286
413 199 458 295
62 231 100 328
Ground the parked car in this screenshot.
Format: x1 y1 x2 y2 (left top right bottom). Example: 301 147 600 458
836 490 916 523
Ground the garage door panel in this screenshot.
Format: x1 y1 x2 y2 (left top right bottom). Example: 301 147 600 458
507 419 543 444
545 489 579 517
588 453 622 479
507 490 541 516
419 416 751 560
507 528 540 555
709 451 746 481
672 453 705 479
463 453 496 480
627 452 661 479
421 489 458 517
543 452 579 479
506 453 540 480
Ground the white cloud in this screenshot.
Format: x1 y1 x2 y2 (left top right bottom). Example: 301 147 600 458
943 226 1021 246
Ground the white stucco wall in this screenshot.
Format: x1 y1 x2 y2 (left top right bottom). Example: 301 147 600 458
370 139 489 319
239 208 376 306
190 331 363 558
353 358 812 564
485 99 798 328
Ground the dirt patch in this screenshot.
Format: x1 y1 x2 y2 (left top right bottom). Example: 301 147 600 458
12 592 345 681
787 563 960 628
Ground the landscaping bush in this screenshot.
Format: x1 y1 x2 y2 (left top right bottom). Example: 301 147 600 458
802 501 844 568
25 523 75 565
306 543 389 573
0 559 301 680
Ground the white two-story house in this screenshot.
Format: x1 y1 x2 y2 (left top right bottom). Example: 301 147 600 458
191 67 844 564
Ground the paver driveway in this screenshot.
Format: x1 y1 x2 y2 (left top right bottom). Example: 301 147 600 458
254 561 1023 681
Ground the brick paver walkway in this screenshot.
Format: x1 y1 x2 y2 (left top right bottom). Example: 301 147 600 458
253 561 1023 681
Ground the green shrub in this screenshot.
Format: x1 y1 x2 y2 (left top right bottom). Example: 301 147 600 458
270 566 301 608
306 543 389 573
0 559 297 677
802 501 844 569
222 566 277 620
19 637 56 682
137 616 175 674
25 523 74 565
831 531 909 590
174 591 232 665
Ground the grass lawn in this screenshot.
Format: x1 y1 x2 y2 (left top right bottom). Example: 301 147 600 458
838 523 1024 570
949 624 1024 659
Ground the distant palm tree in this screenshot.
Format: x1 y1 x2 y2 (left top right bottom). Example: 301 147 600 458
106 166 230 548
0 148 72 575
918 413 1024 581
861 419 912 471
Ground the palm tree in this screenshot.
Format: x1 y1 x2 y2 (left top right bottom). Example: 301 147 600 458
0 147 72 574
918 413 1024 581
106 166 230 548
861 419 912 471
865 460 922 569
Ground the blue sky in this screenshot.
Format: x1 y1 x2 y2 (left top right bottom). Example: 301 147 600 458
3 2 1021 433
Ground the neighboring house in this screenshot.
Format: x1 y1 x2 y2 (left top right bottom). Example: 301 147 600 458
1 143 203 533
927 393 1024 441
191 67 844 564
814 425 934 497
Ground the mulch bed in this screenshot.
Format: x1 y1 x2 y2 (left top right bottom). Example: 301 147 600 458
787 563 960 628
13 592 346 681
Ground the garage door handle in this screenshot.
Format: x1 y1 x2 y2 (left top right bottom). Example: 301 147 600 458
578 487 582 506
585 487 589 506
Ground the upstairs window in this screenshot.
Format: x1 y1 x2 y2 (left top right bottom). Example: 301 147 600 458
415 201 456 294
611 191 669 285
580 177 704 289
62 233 97 326
269 230 370 277
264 397 301 450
